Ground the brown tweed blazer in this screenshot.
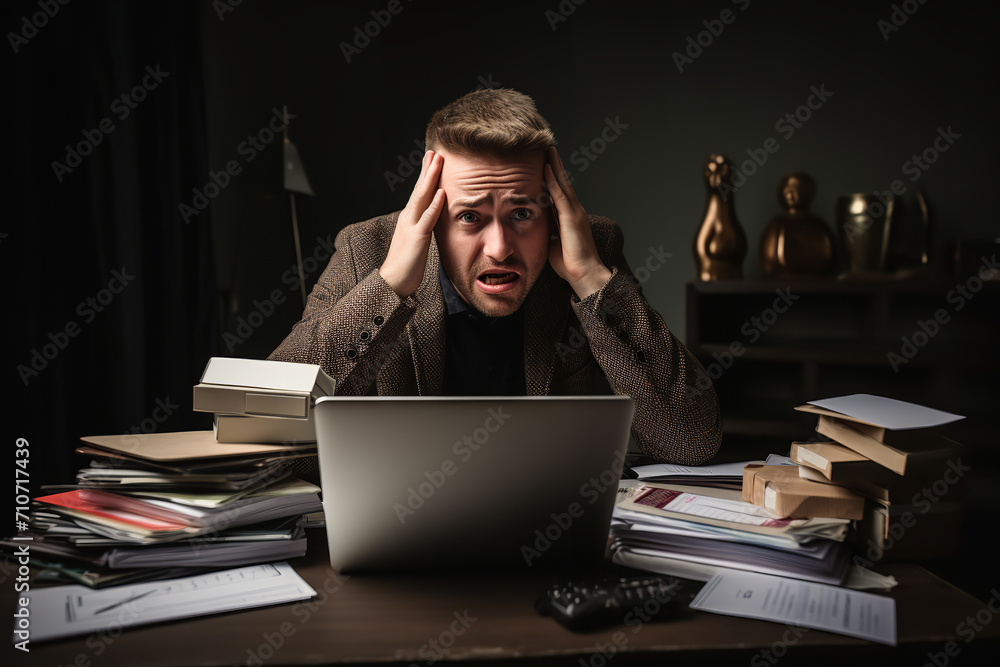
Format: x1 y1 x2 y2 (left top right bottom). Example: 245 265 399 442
268 211 721 464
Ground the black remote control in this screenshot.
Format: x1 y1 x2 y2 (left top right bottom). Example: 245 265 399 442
536 575 687 632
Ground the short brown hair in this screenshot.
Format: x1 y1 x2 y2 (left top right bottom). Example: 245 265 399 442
424 88 556 156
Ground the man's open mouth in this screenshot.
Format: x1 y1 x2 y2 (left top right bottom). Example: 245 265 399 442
476 270 520 293
479 271 518 285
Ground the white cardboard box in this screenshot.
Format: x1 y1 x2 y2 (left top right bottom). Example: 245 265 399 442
193 357 335 419
214 414 316 444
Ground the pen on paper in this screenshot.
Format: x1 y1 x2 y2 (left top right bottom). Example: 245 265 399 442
94 589 156 615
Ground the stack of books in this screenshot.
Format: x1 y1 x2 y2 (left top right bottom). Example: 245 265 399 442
608 458 894 590
790 394 966 562
4 431 321 586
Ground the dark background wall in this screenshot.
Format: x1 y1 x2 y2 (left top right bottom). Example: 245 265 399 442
7 0 998 592
199 0 997 365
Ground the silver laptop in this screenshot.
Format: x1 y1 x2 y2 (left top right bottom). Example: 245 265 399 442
313 395 634 572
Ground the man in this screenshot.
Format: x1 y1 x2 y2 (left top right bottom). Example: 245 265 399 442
269 88 720 464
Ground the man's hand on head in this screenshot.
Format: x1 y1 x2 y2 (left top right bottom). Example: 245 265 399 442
380 150 446 298
544 146 612 300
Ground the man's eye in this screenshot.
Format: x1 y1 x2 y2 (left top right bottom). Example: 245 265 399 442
511 209 533 222
459 212 478 223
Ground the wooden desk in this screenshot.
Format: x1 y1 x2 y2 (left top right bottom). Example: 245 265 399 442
5 535 999 667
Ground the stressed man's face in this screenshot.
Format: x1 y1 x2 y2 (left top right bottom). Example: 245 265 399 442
433 148 551 317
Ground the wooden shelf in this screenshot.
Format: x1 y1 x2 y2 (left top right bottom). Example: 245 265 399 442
686 278 1000 452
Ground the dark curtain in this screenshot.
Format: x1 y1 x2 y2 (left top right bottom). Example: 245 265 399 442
6 0 218 518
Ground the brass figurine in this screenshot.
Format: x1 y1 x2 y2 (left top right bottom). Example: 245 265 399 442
695 154 746 280
759 172 834 277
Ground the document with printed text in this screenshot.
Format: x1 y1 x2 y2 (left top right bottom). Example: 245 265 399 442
689 569 896 645
18 561 316 642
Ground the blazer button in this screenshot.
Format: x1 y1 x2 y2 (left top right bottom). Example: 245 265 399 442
346 347 358 359
636 350 646 364
617 330 630 344
359 329 371 341
373 315 384 326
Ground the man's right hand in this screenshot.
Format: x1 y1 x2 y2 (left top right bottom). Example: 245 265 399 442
379 150 445 297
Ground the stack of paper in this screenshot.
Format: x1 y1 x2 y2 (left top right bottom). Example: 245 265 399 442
619 459 838 583
608 480 895 589
3 431 320 584
790 394 966 561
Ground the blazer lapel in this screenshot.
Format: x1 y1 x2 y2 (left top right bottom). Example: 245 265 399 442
407 237 445 396
523 267 571 395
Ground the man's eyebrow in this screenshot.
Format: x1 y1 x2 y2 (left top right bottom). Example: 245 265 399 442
449 194 537 209
450 194 491 209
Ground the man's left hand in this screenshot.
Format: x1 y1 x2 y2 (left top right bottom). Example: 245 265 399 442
544 146 613 300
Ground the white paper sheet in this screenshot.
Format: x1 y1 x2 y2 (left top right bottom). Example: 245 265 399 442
18 561 316 642
807 394 964 430
631 459 762 479
612 510 825 551
689 569 896 645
